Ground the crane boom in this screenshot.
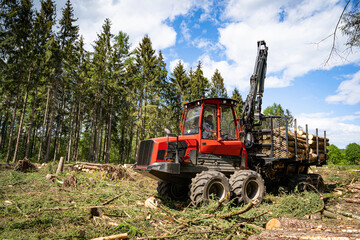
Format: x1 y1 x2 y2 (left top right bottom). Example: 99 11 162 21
242 41 268 139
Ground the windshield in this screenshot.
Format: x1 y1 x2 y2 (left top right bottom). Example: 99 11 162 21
220 105 237 140
183 105 201 135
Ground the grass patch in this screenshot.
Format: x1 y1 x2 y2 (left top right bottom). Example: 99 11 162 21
0 163 358 239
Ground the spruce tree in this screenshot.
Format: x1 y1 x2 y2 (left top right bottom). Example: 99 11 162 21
209 69 227 98
231 88 244 117
169 60 189 133
134 35 158 155
58 0 79 162
189 61 209 101
90 18 113 162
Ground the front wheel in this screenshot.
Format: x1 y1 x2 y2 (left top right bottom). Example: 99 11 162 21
230 170 265 204
190 171 231 206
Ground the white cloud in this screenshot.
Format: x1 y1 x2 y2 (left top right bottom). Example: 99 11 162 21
199 0 360 91
73 0 202 50
296 112 360 148
326 71 360 105
199 54 244 89
192 37 221 51
180 21 191 42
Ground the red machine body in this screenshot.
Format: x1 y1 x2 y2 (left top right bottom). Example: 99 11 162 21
135 98 248 185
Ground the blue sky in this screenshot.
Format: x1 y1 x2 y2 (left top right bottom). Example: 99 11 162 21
47 0 360 148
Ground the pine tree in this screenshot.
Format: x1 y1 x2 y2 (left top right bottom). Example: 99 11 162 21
134 35 158 156
209 69 227 98
150 51 168 137
189 61 209 101
90 18 113 162
169 60 189 133
57 0 79 163
2 0 35 163
231 88 244 117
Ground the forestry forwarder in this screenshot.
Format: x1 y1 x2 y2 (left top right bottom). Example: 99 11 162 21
134 41 328 206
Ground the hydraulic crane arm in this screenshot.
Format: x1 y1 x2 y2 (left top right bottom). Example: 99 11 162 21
241 41 268 146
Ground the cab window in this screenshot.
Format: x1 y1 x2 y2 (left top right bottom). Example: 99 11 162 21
183 105 201 135
220 105 237 140
202 104 217 139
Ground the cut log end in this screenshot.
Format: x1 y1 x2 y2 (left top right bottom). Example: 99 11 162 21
265 218 281 230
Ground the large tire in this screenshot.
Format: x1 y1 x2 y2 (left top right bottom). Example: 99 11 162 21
157 181 189 200
309 174 325 193
230 170 265 204
288 174 313 192
190 171 230 206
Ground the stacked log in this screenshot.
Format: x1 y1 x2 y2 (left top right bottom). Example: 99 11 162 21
254 128 329 163
72 162 136 181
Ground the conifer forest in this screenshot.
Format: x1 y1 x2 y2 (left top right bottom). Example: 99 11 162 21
0 0 244 164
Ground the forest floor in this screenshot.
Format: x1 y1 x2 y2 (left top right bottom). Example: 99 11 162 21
0 161 359 240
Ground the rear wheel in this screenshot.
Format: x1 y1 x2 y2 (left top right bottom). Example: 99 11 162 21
288 174 313 192
190 171 230 206
309 174 325 193
230 170 265 204
157 181 189 200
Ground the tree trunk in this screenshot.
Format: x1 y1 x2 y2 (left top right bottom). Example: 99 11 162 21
105 97 113 163
98 123 104 163
30 126 36 158
13 70 32 162
52 132 58 162
66 104 75 163
127 122 134 164
119 123 125 164
135 90 144 161
53 93 66 162
142 98 147 140
72 100 82 162
103 122 108 162
44 77 59 163
95 98 103 163
0 97 11 150
37 87 50 162
6 93 19 164
56 156 65 174
25 82 38 158
88 107 96 163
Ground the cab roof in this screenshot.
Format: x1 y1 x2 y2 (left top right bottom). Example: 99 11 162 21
184 98 239 108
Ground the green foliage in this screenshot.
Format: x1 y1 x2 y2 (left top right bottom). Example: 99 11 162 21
263 102 294 127
115 222 144 236
341 5 360 49
327 143 360 165
345 142 360 165
231 88 244 117
209 69 227 98
189 61 210 101
169 60 190 133
327 144 346 165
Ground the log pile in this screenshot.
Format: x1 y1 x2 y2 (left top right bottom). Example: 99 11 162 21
72 162 136 181
254 128 329 163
